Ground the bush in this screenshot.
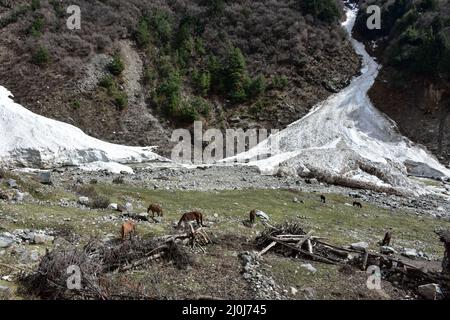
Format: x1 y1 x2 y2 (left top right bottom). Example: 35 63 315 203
27 17 45 37
193 70 211 96
31 0 41 11
107 53 125 76
89 196 110 209
113 91 128 110
156 69 182 114
32 46 50 66
99 75 114 89
271 75 289 90
112 176 124 184
301 0 341 23
72 100 81 109
248 75 266 98
135 18 150 48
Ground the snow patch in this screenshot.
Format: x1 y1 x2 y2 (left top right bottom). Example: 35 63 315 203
0 86 164 170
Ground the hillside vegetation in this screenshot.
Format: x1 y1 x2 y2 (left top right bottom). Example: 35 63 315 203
0 0 360 153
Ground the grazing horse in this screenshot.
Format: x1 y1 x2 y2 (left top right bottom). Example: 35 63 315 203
147 203 163 217
353 201 363 208
320 195 326 203
381 230 392 247
121 221 136 241
249 209 256 224
178 211 203 229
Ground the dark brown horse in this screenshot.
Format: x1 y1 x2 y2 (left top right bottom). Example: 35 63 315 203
178 211 203 228
147 203 163 217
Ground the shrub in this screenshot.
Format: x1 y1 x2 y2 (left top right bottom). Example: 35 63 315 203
31 0 41 11
271 75 289 90
90 196 110 209
135 18 150 48
112 176 124 184
193 70 211 96
113 91 128 110
248 75 266 98
32 46 50 66
108 53 125 76
99 75 114 89
156 69 182 114
72 100 81 109
28 17 45 37
301 0 341 23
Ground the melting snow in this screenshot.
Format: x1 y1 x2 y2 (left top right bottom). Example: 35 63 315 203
221 8 450 195
0 86 162 171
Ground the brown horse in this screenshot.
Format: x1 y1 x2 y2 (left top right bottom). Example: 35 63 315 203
249 209 256 224
147 203 163 217
178 211 203 228
121 221 136 241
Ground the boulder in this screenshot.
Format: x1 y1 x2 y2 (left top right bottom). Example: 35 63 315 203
108 203 118 210
33 233 54 244
0 237 13 248
125 202 133 212
402 248 418 259
350 242 369 251
78 196 90 206
13 190 25 202
7 179 17 189
117 204 128 213
380 246 396 254
38 172 52 185
255 210 269 221
418 283 442 300
300 263 317 273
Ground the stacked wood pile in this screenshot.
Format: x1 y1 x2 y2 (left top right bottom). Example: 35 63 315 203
255 222 450 298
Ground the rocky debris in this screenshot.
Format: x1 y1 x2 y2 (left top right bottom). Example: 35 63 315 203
108 203 118 210
380 246 396 255
402 248 418 259
350 242 369 251
0 190 13 201
125 202 133 212
37 172 52 185
13 190 25 202
301 287 317 300
300 263 317 273
3 229 55 245
117 204 128 213
238 251 283 300
7 179 17 189
290 286 298 295
255 210 269 221
78 196 90 206
0 236 14 248
33 233 55 244
417 283 442 300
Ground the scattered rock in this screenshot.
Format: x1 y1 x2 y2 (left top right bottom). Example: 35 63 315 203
117 204 128 213
380 246 396 254
33 233 54 244
38 171 52 185
108 203 118 210
125 202 133 212
13 190 25 202
402 248 418 259
255 210 269 221
418 283 442 300
0 237 13 248
7 179 17 189
78 196 90 206
290 286 298 295
300 263 317 273
350 242 369 251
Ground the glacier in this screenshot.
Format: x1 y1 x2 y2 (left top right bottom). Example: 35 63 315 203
0 86 162 171
221 8 450 195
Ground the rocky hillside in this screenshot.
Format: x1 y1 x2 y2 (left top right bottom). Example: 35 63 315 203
354 0 450 165
0 0 360 156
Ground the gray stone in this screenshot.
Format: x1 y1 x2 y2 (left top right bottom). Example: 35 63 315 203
125 202 133 212
418 283 442 300
108 203 118 210
380 246 396 254
38 171 52 185
300 263 317 273
78 196 90 205
402 248 418 259
0 237 13 248
7 179 17 189
350 242 369 251
33 233 54 244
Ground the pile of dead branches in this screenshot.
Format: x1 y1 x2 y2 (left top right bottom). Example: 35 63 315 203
255 221 450 298
19 236 193 300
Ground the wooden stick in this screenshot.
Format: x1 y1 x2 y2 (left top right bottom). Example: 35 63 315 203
258 241 277 257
